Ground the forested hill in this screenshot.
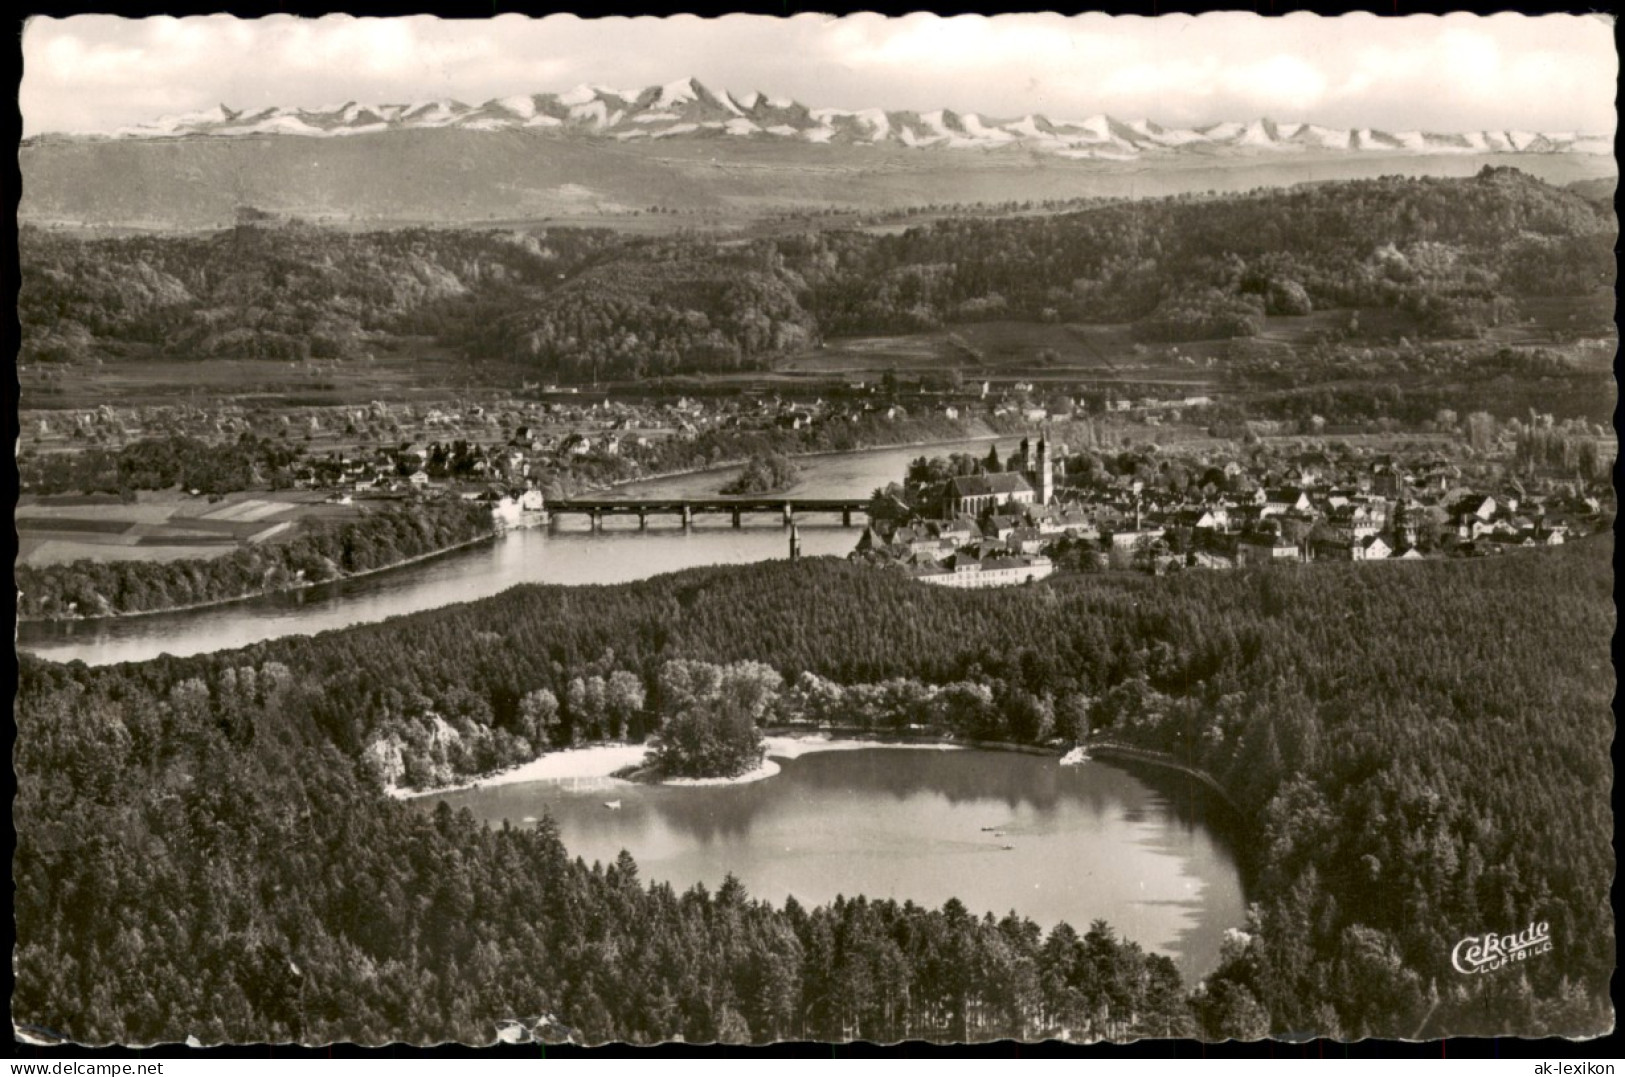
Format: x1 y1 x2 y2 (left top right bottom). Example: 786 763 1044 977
18 224 624 365
15 539 1614 1042
21 168 1613 378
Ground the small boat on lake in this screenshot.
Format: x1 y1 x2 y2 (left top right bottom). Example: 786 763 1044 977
603 799 622 810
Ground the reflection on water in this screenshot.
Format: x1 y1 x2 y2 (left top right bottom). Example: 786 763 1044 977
19 521 856 665
428 748 1246 982
20 438 1020 666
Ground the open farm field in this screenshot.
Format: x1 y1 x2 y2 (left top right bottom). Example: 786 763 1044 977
14 489 358 568
19 346 537 411
1506 292 1617 341
20 539 237 567
1444 374 1618 423
780 334 957 375
777 320 1230 391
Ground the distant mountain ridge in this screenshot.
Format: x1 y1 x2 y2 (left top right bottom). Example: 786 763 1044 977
46 76 1611 159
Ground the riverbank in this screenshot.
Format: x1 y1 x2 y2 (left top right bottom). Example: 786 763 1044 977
576 428 1011 501
17 527 503 625
19 429 1018 629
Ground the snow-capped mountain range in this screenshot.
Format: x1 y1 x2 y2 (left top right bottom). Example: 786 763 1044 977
96 77 1609 158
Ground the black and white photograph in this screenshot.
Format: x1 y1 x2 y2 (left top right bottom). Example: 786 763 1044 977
12 10 1618 1051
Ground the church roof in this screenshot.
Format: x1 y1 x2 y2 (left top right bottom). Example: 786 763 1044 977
948 472 1033 498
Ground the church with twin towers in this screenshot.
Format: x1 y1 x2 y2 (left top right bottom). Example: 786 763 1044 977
940 434 1054 519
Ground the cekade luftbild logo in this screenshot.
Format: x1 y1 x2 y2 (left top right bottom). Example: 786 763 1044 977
1451 921 1553 974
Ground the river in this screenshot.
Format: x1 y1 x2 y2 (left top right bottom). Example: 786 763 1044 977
426 746 1247 983
18 437 1021 666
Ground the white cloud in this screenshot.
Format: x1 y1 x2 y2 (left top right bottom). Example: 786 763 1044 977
1102 58 1222 101
826 12 1128 72
1437 28 1503 87
1222 55 1329 112
20 13 1618 137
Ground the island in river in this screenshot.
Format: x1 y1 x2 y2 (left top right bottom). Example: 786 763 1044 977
719 451 801 496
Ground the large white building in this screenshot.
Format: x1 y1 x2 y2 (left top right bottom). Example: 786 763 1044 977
911 553 1054 588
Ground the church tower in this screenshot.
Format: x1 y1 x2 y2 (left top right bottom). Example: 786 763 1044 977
1035 435 1053 505
789 521 802 560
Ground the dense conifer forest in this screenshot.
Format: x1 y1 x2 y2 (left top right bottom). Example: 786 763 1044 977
15 539 1613 1043
21 169 1612 381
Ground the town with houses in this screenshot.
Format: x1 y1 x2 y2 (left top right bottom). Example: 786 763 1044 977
18 378 1208 506
849 430 1609 588
20 381 1612 586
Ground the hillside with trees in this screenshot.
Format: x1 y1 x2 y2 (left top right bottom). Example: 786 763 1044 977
15 538 1613 1042
21 169 1613 381
18 223 618 364
794 167 1611 339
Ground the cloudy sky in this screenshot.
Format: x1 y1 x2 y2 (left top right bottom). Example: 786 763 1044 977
21 12 1618 136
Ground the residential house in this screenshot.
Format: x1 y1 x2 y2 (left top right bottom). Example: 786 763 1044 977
1108 526 1166 551
1237 530 1301 565
1359 535 1392 561
1177 505 1228 532
1006 527 1046 555
1262 487 1314 516
983 513 1025 541
1326 504 1382 541
1452 494 1498 522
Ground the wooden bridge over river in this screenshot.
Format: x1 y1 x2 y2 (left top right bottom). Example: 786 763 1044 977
546 498 868 529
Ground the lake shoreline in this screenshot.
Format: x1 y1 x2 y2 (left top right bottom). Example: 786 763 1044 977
389 731 971 800
1086 741 1241 813
392 730 1241 823
399 729 1249 981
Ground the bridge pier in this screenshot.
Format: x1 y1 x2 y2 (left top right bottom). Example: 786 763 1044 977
551 499 861 531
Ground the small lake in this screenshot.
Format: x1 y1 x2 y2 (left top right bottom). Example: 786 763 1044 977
426 747 1247 983
20 437 1020 666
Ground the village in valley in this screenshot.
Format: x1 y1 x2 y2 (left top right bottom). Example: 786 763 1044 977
849 423 1609 588
15 12 1620 1051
